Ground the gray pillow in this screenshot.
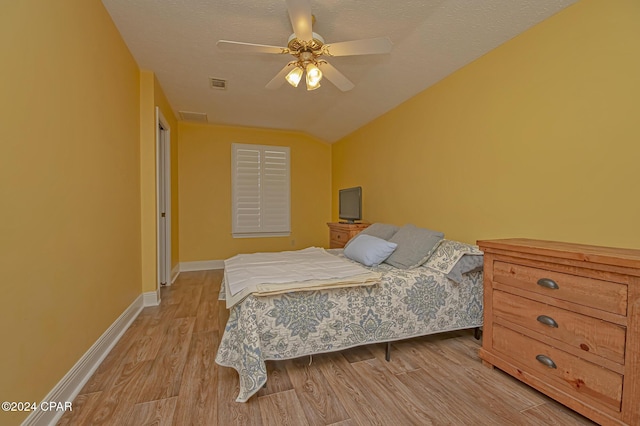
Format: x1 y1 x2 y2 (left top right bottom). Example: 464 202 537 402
344 223 400 249
445 254 484 284
384 224 444 269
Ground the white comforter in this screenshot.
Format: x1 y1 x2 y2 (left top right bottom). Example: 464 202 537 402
223 247 380 308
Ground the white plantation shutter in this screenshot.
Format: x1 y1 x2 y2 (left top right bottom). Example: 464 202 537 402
233 147 261 231
232 143 290 237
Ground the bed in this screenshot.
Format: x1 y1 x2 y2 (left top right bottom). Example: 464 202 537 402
215 224 484 402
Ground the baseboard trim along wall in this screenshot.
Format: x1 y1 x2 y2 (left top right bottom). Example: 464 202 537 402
143 290 160 307
179 259 224 272
171 264 180 284
21 294 145 426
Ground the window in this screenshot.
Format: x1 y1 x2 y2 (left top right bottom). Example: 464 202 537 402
231 143 290 237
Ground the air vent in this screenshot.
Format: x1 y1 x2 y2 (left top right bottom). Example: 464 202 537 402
178 111 208 122
210 78 227 90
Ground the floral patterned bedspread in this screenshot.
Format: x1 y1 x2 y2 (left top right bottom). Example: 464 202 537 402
215 251 483 402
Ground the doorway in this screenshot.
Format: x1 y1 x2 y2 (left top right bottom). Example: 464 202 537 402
156 107 172 301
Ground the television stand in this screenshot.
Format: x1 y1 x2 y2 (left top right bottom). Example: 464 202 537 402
327 222 370 249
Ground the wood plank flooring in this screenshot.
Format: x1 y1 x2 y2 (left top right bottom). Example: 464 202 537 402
58 270 596 425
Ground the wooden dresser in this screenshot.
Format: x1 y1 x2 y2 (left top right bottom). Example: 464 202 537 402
327 222 370 249
477 239 640 426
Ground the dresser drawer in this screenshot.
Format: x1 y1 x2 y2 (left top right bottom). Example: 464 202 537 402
492 324 623 412
329 229 350 247
493 261 628 315
493 290 626 364
328 223 370 249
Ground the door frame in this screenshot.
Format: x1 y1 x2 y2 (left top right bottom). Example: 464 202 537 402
156 107 172 300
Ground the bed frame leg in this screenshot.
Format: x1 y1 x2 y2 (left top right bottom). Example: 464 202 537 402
474 327 482 340
385 342 391 362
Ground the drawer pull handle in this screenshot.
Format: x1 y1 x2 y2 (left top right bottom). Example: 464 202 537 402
537 278 559 290
536 354 557 369
536 315 558 328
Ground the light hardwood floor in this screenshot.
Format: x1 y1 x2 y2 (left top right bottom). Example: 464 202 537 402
58 270 596 425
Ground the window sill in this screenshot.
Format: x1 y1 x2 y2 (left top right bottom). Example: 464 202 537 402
232 232 291 239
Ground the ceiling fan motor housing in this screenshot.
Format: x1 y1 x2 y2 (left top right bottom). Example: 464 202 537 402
287 32 325 53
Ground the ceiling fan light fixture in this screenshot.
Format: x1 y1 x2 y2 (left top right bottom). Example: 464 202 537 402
306 81 321 91
217 1 391 92
305 62 322 89
285 66 303 87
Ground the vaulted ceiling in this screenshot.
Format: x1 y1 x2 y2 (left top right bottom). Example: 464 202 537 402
102 0 577 142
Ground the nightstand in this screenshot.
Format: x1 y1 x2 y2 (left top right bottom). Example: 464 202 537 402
327 222 370 249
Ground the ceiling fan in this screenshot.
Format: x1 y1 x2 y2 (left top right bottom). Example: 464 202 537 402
216 0 393 92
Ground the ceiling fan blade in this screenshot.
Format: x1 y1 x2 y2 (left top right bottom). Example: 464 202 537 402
265 62 297 89
217 40 287 55
285 0 313 42
324 37 393 57
318 62 355 92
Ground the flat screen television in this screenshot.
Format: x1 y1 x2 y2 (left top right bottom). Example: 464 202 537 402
339 186 362 223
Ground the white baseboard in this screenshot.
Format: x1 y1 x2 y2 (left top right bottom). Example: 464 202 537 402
180 259 224 272
143 291 160 306
170 264 180 284
21 294 144 426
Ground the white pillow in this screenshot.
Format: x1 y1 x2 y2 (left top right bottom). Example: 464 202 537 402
344 234 398 267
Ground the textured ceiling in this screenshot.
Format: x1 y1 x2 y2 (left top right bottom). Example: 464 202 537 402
101 0 577 143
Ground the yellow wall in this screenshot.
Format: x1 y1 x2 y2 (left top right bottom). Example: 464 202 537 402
140 71 179 294
140 71 156 294
179 123 331 261
332 0 640 249
0 0 142 421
